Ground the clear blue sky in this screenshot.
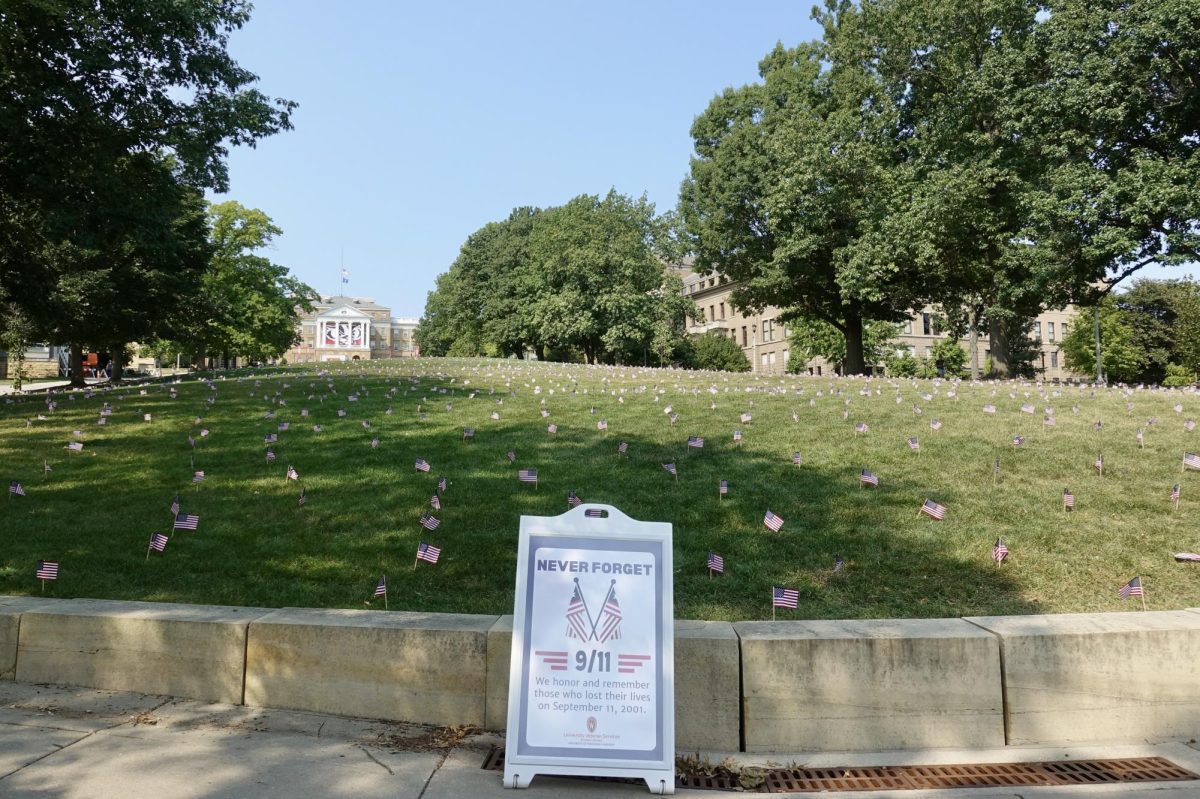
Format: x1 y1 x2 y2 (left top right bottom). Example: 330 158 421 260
216 1 825 317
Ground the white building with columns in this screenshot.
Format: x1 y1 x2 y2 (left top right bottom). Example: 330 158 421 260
285 295 419 363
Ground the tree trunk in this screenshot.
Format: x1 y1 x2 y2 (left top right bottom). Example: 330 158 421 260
108 345 124 385
843 313 866 376
69 343 85 388
987 317 1011 378
969 307 982 380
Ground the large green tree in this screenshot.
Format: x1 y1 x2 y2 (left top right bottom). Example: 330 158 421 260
183 202 316 365
680 18 918 375
0 0 295 381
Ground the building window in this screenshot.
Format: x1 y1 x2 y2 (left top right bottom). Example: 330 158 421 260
709 305 715 323
763 319 774 342
719 302 725 320
904 320 912 335
1061 322 1069 339
922 313 931 336
1048 321 1055 342
742 326 748 347
1050 351 1058 368
1033 321 1042 340
782 349 789 367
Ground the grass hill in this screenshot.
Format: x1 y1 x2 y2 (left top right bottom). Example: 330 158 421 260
2 357 1198 620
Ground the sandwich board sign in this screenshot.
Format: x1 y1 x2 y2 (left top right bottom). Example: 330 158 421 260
504 503 675 794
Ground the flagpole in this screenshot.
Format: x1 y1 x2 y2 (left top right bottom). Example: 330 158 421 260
384 590 388 611
145 539 152 562
1140 580 1147 612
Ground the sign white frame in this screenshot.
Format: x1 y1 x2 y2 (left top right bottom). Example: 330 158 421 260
504 503 675 794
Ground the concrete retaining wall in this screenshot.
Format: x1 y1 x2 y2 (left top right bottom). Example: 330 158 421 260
737 618 1004 752
968 611 1200 746
4 595 1200 752
15 599 267 703
244 608 497 727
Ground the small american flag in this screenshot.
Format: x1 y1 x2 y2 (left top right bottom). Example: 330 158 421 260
772 587 798 609
431 493 441 510
1012 435 1025 447
170 496 180 516
1187 420 1197 432
833 554 845 573
1044 415 1056 428
983 404 996 414
174 513 199 531
907 437 920 451
415 458 431 472
67 441 83 452
299 487 307 507
506 450 516 463
597 420 608 430
286 465 299 481
1171 483 1180 503
1093 420 1103 431
437 475 447 493
359 420 369 430
264 433 277 444
719 479 728 495
663 462 676 476
930 419 943 431
1094 454 1105 472
764 509 785 532
463 428 475 440
855 422 868 433
518 468 538 483
618 441 628 454
1136 429 1144 446
43 460 51 474
419 512 441 531
567 490 582 508
707 551 724 573
1184 453 1200 471
1173 552 1200 562
370 437 379 449
1118 576 1142 599
1063 488 1075 509
584 508 604 517
688 436 704 448
547 423 558 434
541 409 550 417
144 413 152 422
149 533 168 553
490 411 500 420
374 575 387 597
740 412 752 424
312 424 323 433
733 429 742 442
416 542 441 564
9 480 25 496
1020 403 1035 414
1175 403 1185 413
301 409 309 417
993 538 1009 563
860 469 879 487
920 499 947 520
192 470 206 483
792 452 802 466
337 409 346 417
669 413 679 424
36 560 58 580
266 449 276 463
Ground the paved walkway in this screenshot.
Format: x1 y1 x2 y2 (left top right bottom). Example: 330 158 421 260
0 681 1197 798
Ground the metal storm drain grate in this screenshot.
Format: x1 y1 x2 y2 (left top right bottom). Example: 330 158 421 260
483 749 1200 793
760 757 1200 793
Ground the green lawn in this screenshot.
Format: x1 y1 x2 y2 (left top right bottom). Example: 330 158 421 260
2 358 1198 620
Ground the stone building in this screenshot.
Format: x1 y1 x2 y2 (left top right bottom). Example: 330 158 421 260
681 271 1084 379
284 295 419 363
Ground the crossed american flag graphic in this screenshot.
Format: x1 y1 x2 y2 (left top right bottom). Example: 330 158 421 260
564 578 623 643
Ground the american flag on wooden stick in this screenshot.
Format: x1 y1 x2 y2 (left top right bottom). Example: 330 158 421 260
707 551 724 573
419 512 441 531
567 489 582 508
149 533 168 553
919 499 947 520
1118 576 1142 599
860 469 879 487
416 542 441 564
518 468 538 484
993 538 1009 563
415 458 431 472
772 587 798 609
763 510 785 532
374 575 387 597
9 480 26 496
1063 488 1075 509
36 560 58 580
1184 453 1200 471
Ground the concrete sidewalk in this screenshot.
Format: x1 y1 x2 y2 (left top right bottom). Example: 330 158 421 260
1 681 1198 799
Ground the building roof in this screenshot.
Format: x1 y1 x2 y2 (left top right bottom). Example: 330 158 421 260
315 295 391 313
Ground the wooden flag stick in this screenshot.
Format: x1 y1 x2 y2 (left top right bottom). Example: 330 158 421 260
1141 583 1147 612
384 591 388 611
145 541 152 562
772 605 776 622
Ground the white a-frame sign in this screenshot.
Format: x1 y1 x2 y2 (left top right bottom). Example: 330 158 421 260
504 504 675 794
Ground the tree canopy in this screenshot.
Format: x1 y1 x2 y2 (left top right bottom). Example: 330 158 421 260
0 0 295 380
417 191 694 366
